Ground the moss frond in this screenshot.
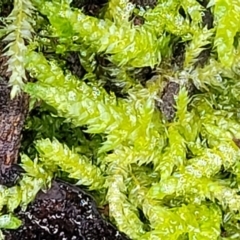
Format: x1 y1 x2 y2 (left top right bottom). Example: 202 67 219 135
0 155 52 212
104 0 135 24
35 138 105 190
213 0 240 66
32 0 161 68
2 0 35 98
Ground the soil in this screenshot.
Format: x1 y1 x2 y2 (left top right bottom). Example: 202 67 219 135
3 180 129 240
64 52 86 79
70 0 108 17
194 0 213 67
130 0 157 9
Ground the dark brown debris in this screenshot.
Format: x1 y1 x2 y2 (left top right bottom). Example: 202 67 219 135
0 44 29 187
64 52 86 79
3 180 130 240
156 79 197 122
171 41 186 70
194 0 214 67
0 0 13 17
130 0 157 9
233 138 240 148
70 0 108 17
157 81 180 121
131 15 145 26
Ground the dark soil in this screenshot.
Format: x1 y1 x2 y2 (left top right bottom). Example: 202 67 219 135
0 0 13 15
70 0 108 17
194 0 213 67
64 52 86 79
3 180 130 240
171 41 186 69
130 0 157 9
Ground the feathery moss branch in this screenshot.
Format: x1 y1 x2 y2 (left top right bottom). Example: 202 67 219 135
24 51 163 154
35 138 105 190
2 0 35 98
104 0 135 24
31 0 161 68
0 154 53 212
213 0 240 66
106 163 146 238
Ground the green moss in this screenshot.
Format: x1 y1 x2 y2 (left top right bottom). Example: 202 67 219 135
1 0 240 239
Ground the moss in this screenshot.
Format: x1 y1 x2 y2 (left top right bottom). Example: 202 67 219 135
1 0 240 239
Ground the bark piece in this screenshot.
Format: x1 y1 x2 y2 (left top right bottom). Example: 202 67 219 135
0 46 29 186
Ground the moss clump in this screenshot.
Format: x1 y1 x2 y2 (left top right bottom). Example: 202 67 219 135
1 0 240 239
